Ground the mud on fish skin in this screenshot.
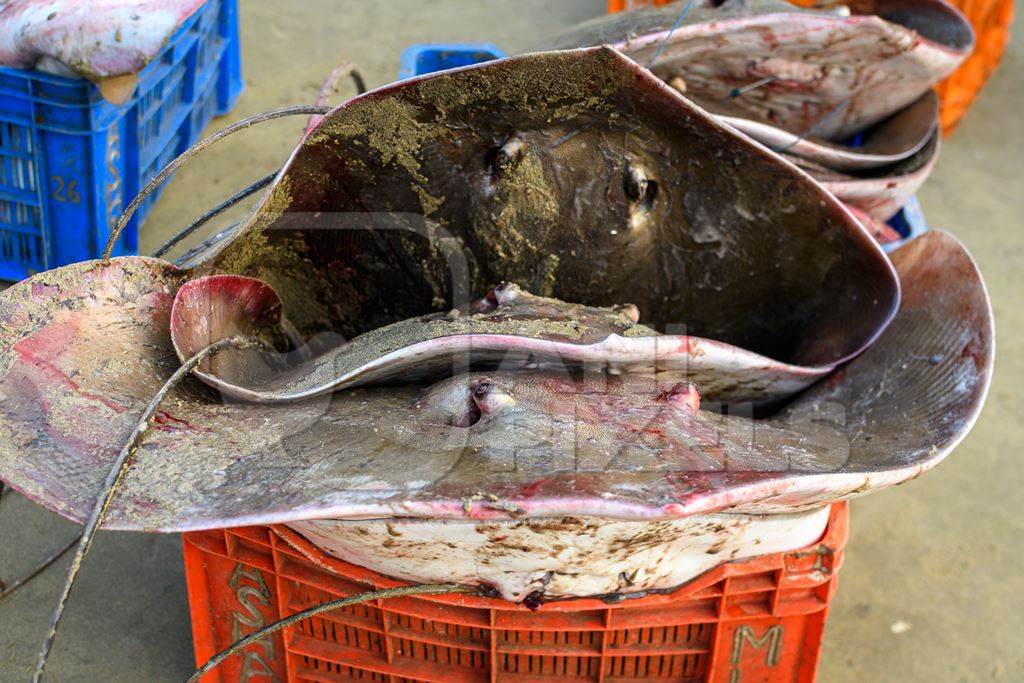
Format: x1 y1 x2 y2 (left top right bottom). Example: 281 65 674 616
197 48 899 383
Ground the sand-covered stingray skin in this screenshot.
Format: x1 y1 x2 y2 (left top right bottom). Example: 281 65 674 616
545 0 972 140
191 48 899 388
0 232 991 531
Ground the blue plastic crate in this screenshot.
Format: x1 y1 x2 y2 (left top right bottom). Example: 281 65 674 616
400 43 927 251
884 195 928 250
399 44 505 81
0 0 243 281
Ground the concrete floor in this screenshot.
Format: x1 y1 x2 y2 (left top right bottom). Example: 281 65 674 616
1 1 1021 680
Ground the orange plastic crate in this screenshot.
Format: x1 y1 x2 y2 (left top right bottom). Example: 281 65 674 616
605 0 1013 135
183 503 847 682
934 0 1013 132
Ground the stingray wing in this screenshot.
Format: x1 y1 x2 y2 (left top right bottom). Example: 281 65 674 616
0 233 990 530
720 91 939 171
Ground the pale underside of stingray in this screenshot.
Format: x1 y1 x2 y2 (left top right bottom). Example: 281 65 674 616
288 506 832 601
544 0 972 141
0 231 992 533
0 0 204 78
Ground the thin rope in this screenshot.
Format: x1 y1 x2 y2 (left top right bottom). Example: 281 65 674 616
0 536 78 603
32 336 261 682
725 76 777 100
102 105 330 260
151 170 277 258
646 0 694 69
316 62 367 106
779 96 852 152
186 583 470 682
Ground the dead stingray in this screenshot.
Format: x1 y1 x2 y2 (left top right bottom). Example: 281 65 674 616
288 504 832 601
720 90 939 171
544 0 972 141
792 130 940 221
0 231 991 531
176 47 898 405
170 276 872 404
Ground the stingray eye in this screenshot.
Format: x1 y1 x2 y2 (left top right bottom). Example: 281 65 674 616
486 138 524 176
472 380 494 400
624 165 658 209
471 378 518 416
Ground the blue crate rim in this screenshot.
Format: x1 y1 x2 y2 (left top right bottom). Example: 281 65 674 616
397 43 506 81
0 0 242 281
